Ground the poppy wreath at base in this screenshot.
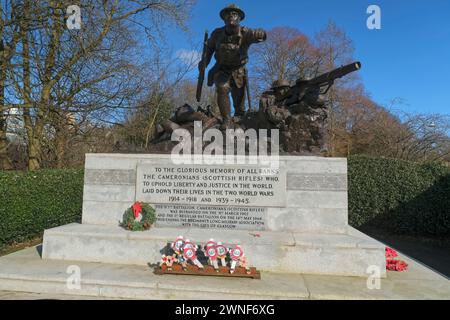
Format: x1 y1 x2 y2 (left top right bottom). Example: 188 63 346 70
121 201 156 231
385 247 408 272
386 259 408 272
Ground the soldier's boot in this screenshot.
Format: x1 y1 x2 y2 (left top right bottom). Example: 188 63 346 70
232 85 246 117
218 93 233 130
203 117 218 130
220 118 233 130
162 120 180 133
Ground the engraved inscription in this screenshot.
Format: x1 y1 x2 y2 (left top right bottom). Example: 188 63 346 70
155 204 267 230
136 164 286 207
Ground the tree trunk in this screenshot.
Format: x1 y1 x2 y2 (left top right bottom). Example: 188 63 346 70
20 0 42 170
27 138 41 170
0 110 12 170
0 21 13 170
54 121 67 169
0 99 12 170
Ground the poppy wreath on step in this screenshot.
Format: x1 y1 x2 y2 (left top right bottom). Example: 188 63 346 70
121 201 156 231
385 247 408 272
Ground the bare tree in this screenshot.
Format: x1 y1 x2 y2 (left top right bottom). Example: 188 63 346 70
121 45 199 149
390 112 450 162
250 27 319 102
4 0 195 170
0 0 22 169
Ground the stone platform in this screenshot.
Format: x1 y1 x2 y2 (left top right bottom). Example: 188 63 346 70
1 242 449 300
43 224 384 277
40 154 386 277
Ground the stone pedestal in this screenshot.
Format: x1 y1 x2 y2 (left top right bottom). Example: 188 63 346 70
42 154 386 277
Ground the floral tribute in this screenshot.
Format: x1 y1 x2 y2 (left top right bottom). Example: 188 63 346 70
121 201 156 231
156 236 260 279
385 247 408 272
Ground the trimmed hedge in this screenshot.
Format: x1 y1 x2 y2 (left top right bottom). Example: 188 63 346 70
0 169 84 249
348 155 450 237
0 156 448 249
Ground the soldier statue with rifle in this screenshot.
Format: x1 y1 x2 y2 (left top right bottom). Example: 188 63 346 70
258 62 362 154
153 6 362 156
197 4 266 129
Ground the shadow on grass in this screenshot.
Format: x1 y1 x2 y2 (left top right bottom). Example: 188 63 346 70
0 237 43 257
357 173 450 279
36 244 43 258
360 227 450 279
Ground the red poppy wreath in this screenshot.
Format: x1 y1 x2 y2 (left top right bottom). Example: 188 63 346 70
121 201 156 231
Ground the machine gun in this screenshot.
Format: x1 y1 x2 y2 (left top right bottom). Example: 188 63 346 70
284 61 361 105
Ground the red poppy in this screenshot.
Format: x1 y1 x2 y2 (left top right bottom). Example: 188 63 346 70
385 247 398 259
386 259 408 271
385 246 408 271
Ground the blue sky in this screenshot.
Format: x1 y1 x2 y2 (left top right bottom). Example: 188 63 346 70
168 0 450 115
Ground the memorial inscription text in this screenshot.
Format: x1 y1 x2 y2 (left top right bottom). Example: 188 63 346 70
155 204 267 230
136 164 286 207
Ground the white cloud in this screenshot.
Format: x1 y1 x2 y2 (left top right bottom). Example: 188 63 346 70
176 49 201 66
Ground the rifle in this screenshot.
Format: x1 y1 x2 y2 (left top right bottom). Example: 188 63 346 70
196 31 209 102
285 61 361 105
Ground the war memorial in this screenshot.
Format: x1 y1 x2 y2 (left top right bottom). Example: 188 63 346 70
38 3 384 276
0 4 449 301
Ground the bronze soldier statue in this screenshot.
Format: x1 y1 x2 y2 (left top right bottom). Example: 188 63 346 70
259 79 291 129
198 4 266 129
257 80 293 151
259 80 291 108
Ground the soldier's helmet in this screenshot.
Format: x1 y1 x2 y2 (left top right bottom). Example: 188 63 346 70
220 4 245 21
271 79 290 89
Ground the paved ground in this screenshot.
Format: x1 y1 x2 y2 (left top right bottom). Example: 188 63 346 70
361 228 450 279
0 291 110 300
0 245 449 300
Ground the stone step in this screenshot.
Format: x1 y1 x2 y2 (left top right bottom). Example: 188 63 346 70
43 223 386 277
1 246 449 300
0 247 309 300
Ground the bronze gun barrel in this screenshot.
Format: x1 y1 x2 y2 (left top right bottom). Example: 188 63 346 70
306 61 362 86
285 61 362 105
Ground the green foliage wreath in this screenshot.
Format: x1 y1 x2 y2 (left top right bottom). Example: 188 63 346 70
120 202 156 231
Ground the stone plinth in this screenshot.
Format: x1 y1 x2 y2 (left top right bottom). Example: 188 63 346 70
42 153 386 277
81 154 349 234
